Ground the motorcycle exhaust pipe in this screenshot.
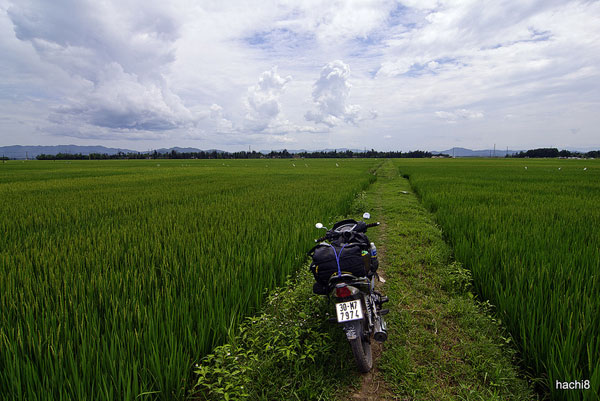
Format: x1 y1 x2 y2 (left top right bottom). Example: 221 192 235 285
373 315 388 342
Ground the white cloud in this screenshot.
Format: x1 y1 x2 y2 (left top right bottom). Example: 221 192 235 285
292 0 396 44
305 60 363 127
435 109 484 123
245 67 291 131
3 0 201 140
242 66 321 136
50 63 195 131
377 58 415 77
1 0 599 151
207 104 235 134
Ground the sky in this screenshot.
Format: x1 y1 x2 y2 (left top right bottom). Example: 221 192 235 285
1 0 599 152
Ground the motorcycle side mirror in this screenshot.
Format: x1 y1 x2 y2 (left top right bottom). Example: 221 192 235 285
315 223 324 229
363 212 371 220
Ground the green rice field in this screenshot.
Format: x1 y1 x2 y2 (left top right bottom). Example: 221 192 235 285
2 157 598 401
394 158 599 401
0 159 378 401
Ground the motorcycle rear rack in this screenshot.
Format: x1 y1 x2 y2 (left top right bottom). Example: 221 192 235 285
327 273 370 287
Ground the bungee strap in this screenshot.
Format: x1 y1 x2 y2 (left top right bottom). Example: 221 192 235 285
326 243 348 277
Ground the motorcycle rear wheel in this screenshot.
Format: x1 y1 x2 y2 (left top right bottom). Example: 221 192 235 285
349 324 373 373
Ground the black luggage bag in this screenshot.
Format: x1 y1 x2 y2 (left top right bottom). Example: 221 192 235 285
309 243 368 286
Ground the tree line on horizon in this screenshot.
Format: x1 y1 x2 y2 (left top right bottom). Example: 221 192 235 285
34 149 438 160
508 148 600 158
26 147 600 161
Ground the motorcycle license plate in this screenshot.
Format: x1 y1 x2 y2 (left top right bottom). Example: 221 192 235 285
336 300 363 322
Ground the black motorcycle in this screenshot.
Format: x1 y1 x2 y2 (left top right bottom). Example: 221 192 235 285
309 213 389 373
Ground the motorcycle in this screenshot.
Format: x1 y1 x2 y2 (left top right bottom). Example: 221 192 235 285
309 213 389 373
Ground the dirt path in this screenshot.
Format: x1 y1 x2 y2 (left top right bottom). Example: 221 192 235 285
350 342 387 401
349 169 393 401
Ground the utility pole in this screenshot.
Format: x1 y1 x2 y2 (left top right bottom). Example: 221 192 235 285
493 144 496 158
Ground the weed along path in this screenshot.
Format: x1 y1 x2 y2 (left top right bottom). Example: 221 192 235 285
345 160 536 401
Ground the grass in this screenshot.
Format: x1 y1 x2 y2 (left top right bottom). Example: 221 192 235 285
191 267 358 401
365 160 536 400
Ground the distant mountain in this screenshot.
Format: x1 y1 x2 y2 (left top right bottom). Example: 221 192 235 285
154 147 226 154
432 147 522 157
0 145 138 159
3 144 596 160
0 145 231 159
563 146 600 153
433 147 599 157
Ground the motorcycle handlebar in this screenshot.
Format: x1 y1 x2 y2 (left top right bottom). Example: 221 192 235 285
314 221 380 242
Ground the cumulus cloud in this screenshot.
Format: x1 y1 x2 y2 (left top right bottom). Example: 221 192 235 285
206 104 235 133
244 67 319 135
6 0 197 139
245 67 292 131
49 63 194 131
8 0 179 77
305 60 365 127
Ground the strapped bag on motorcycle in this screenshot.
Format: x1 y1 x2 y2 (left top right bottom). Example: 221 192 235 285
308 225 379 293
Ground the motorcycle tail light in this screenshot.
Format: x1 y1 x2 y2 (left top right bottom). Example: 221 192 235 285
335 285 352 298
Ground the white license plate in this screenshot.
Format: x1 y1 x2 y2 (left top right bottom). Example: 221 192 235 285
336 300 363 322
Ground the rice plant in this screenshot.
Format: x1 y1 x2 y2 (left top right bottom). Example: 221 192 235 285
394 158 599 401
0 159 378 401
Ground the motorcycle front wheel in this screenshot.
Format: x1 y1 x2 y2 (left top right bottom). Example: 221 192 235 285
349 320 373 373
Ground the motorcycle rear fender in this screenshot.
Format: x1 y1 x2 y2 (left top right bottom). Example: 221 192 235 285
341 320 362 340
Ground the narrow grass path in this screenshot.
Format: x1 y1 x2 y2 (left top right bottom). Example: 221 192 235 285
191 159 537 400
355 160 537 400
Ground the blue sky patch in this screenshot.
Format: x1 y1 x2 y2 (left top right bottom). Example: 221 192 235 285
243 28 314 53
